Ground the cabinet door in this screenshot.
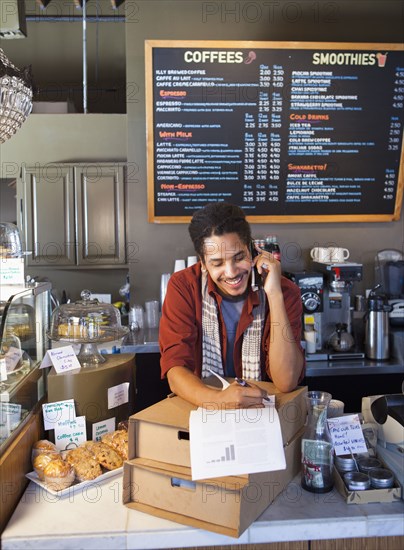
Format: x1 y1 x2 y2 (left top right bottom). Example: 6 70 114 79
23 165 76 266
74 164 126 266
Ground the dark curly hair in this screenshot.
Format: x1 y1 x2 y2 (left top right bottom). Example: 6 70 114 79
188 202 252 261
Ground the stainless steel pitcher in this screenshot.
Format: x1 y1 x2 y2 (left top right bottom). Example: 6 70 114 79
365 286 392 360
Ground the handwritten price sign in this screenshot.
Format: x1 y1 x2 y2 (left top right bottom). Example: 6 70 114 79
327 414 368 456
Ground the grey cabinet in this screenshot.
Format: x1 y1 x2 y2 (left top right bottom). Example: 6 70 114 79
22 163 126 267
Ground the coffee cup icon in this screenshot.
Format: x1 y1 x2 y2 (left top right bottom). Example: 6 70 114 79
245 51 256 64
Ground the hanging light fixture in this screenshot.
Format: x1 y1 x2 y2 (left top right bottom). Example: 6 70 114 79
0 48 33 144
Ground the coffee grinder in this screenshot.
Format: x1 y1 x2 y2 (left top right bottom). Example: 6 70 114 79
283 271 325 356
311 261 364 359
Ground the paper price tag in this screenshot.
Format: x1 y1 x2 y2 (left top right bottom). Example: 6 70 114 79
54 415 87 451
93 417 116 442
0 359 7 382
42 399 76 431
40 346 81 373
327 414 368 456
107 382 129 409
4 347 24 372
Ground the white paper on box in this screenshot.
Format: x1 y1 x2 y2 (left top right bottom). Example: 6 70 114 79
54 415 87 451
108 382 129 409
189 405 286 480
327 414 368 455
42 399 76 430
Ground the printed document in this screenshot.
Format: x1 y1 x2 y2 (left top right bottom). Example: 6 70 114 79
189 405 286 480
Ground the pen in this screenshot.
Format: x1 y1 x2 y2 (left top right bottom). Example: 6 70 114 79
235 377 271 402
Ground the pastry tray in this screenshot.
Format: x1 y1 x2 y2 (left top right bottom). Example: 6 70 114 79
26 466 123 497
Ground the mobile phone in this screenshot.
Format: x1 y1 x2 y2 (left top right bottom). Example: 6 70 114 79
250 240 262 290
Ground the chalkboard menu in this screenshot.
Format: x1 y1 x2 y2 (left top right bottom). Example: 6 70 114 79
145 41 404 223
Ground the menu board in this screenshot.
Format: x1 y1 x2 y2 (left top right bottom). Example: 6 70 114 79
145 41 404 223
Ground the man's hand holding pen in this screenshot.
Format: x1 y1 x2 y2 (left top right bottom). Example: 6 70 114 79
217 378 269 409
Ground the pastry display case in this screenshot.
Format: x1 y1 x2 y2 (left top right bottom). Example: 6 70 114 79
47 289 129 367
0 282 51 449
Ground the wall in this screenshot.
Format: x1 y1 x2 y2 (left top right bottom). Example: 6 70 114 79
1 114 129 302
126 0 404 304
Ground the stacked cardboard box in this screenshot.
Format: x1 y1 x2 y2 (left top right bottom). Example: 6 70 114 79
123 381 307 537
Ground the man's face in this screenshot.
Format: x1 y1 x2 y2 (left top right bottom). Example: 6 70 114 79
202 232 252 297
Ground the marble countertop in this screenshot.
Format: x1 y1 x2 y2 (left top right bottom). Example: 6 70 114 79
2 474 403 549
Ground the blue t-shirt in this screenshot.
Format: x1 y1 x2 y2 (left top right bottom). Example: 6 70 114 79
220 295 246 377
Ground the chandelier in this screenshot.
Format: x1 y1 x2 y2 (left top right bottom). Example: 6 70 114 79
0 48 33 144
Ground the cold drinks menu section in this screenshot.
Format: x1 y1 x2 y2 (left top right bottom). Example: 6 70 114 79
146 42 404 222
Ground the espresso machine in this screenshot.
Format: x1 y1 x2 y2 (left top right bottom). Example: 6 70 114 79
312 260 364 359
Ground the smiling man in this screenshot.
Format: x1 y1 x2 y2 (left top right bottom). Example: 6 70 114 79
159 202 305 407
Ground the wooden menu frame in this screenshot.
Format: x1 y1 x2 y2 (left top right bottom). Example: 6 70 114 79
145 40 404 223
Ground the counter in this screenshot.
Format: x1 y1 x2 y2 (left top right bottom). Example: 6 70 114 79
2 473 403 549
120 329 404 377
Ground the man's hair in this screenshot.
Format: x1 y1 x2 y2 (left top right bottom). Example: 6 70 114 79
188 202 252 260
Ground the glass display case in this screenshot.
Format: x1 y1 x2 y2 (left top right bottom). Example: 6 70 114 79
0 282 51 449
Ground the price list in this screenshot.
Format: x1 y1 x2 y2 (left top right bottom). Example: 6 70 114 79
147 42 404 221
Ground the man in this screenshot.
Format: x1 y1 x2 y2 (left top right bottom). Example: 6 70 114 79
159 202 304 407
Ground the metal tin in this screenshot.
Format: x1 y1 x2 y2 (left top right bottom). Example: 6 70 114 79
335 454 357 472
344 471 371 491
369 468 394 488
357 457 382 473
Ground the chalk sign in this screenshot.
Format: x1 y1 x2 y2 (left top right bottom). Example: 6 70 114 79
146 40 404 223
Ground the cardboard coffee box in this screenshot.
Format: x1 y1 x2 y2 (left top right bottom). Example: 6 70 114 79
128 382 307 467
123 426 304 538
123 382 307 537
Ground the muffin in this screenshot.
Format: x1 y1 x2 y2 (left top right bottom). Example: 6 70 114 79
31 440 58 463
102 430 128 460
81 441 123 470
33 452 61 481
65 448 102 482
43 459 75 491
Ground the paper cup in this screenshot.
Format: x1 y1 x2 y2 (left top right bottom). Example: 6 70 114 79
327 399 345 418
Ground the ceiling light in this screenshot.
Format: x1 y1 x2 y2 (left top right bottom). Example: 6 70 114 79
0 48 33 144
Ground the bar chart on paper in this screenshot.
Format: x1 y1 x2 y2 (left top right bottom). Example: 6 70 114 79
189 406 286 480
206 443 236 463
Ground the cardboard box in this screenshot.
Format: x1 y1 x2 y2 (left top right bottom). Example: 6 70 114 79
129 382 307 467
123 426 304 538
123 382 307 537
334 461 402 504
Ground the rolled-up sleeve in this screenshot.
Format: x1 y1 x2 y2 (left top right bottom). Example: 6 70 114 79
159 270 201 379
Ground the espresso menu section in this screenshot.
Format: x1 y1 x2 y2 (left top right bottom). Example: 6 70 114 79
146 41 404 222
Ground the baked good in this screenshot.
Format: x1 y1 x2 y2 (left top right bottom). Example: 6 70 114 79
102 429 128 460
33 452 60 481
65 448 102 481
31 440 58 463
43 459 75 491
81 441 123 470
58 323 86 339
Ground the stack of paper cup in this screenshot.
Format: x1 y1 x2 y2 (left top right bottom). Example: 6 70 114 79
304 329 317 354
174 259 186 272
187 256 198 267
160 273 171 306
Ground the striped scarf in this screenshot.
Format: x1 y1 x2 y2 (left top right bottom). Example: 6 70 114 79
201 271 266 381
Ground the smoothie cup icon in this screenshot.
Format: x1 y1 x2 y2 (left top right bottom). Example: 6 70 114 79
376 52 387 67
